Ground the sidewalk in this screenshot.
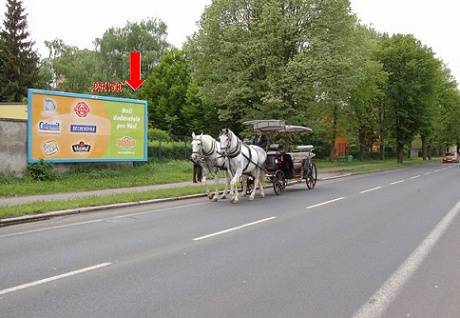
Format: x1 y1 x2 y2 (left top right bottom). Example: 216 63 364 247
0 169 348 207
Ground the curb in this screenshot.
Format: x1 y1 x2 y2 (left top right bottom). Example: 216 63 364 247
318 173 353 181
0 173 353 227
0 193 208 226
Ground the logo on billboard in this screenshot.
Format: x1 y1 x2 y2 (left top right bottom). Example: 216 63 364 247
42 140 59 156
38 121 60 133
72 141 92 153
117 136 136 149
43 98 57 113
74 102 90 117
70 124 97 133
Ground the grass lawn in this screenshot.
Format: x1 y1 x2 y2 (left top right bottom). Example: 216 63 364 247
0 160 193 197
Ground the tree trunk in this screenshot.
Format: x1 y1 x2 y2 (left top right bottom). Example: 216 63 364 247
396 142 404 163
329 105 338 161
427 143 432 160
379 138 385 160
421 135 427 160
358 129 366 161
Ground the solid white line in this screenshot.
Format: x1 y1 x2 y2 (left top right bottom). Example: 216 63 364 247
409 175 421 179
0 219 104 239
0 202 210 239
390 180 405 185
193 217 277 241
0 262 112 296
306 197 345 209
352 200 460 318
112 202 208 219
360 186 382 194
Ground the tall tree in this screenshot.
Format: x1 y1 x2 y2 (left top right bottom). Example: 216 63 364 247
141 49 191 136
0 0 39 101
377 34 440 163
95 18 169 84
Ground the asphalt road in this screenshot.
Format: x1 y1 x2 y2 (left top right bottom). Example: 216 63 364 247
1 163 460 318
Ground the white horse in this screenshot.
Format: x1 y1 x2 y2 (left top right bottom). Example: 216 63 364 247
219 128 266 203
191 132 231 201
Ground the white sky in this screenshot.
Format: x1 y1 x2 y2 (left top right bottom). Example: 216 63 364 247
0 0 459 83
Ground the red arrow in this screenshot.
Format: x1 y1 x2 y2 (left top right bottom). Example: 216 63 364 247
126 51 144 91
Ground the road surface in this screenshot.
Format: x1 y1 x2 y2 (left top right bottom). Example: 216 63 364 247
1 163 459 318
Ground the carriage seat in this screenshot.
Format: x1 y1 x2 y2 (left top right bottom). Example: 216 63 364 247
267 144 285 155
288 146 314 172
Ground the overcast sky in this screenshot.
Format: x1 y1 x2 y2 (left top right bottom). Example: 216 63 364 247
1 0 459 83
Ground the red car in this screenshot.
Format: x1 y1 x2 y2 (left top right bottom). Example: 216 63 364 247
442 152 459 163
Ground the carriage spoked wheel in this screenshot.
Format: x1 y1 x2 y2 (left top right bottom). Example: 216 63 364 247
306 161 317 190
273 170 286 195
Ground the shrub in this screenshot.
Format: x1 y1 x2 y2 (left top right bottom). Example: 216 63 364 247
26 160 56 181
148 128 172 142
148 141 192 161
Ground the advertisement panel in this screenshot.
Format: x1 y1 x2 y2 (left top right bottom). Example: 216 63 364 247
28 89 147 163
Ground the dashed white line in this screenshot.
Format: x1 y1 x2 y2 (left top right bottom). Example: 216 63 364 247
193 217 277 241
409 175 420 179
390 180 405 185
352 200 460 318
306 197 345 209
0 262 112 296
360 186 382 194
423 172 432 176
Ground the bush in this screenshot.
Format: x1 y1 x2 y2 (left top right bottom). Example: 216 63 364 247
148 141 192 161
148 128 172 142
26 160 56 181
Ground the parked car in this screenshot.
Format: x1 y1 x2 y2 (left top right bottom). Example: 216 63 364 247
442 152 459 163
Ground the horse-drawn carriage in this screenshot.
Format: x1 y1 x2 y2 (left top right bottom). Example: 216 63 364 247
191 119 317 203
243 120 317 195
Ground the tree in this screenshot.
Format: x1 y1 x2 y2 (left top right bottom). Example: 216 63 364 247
95 18 169 85
377 34 440 163
0 0 39 101
141 49 191 136
188 0 362 154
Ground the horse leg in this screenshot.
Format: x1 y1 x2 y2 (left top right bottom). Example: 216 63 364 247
249 171 259 200
259 169 265 198
241 175 247 197
230 169 242 204
220 170 230 199
212 170 220 202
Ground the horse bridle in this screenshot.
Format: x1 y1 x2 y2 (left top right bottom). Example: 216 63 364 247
221 131 241 159
192 136 217 158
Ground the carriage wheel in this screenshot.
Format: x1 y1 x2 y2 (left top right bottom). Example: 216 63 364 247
306 162 317 190
273 170 286 195
246 177 255 195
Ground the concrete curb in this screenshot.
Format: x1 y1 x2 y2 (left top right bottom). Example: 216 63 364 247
0 173 354 227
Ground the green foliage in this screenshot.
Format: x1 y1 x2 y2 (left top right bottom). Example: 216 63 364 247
148 141 192 161
148 128 172 141
0 0 39 101
26 160 56 181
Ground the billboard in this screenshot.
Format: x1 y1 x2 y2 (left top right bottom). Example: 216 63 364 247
27 89 147 163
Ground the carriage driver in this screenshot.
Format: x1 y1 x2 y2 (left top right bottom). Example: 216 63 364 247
253 129 268 150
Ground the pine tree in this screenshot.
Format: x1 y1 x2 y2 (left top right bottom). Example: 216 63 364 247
0 0 39 102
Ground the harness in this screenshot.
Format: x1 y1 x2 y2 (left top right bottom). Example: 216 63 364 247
222 131 265 174
193 136 226 172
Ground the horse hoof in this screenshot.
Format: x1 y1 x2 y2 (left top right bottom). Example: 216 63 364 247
260 193 265 198
212 196 218 202
249 196 255 201
208 193 215 200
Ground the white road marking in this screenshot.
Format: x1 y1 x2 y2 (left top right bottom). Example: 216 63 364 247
409 175 420 179
352 200 460 318
193 217 277 241
390 180 405 185
0 219 104 239
434 169 440 172
112 202 208 219
0 202 209 239
360 186 382 194
0 262 112 296
306 197 345 209
423 172 432 176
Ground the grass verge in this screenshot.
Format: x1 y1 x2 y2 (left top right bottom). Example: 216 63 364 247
0 160 193 197
0 185 216 219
